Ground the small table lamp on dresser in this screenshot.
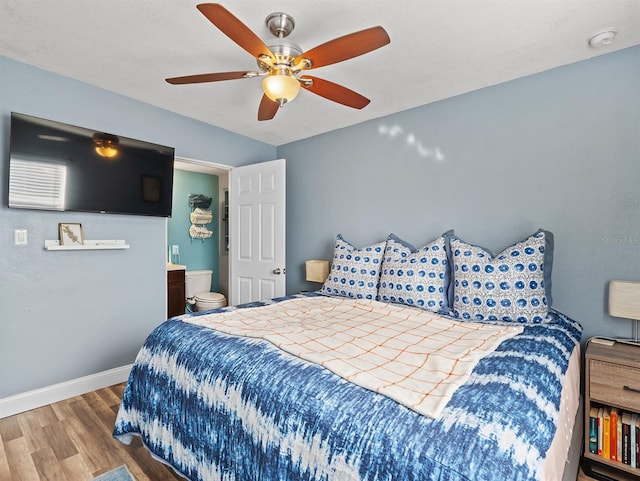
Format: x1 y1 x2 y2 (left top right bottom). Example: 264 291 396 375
609 280 640 344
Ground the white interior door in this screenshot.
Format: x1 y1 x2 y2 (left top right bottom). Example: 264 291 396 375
229 158 286 305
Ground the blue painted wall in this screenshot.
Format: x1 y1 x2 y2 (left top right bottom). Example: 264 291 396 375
168 169 220 293
1 45 638 400
0 56 275 398
279 45 640 342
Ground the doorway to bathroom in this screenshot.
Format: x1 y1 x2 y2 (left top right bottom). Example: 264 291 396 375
167 157 287 313
169 157 230 312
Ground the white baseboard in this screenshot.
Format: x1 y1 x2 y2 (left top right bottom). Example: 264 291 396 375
0 364 133 419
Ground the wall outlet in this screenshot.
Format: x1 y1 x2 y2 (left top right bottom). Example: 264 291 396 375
172 244 179 255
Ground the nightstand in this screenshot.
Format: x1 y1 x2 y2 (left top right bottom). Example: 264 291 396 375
583 338 640 480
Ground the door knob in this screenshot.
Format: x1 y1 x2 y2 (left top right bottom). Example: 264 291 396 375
273 268 281 275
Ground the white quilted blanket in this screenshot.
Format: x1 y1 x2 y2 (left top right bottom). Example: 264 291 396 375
186 296 523 418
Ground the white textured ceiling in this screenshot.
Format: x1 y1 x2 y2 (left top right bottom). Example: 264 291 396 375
1 1 638 146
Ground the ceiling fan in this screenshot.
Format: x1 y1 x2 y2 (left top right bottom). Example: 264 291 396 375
166 3 390 121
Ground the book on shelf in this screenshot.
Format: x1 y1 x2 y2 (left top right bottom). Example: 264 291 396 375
632 413 638 468
598 407 604 456
588 404 640 469
616 412 622 462
636 416 640 467
603 408 611 459
622 411 631 465
609 407 618 461
589 407 598 454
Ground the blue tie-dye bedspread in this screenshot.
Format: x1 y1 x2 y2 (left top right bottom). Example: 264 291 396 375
113 294 582 481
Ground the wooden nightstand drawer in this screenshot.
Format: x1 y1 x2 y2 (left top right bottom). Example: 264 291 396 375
590 359 640 412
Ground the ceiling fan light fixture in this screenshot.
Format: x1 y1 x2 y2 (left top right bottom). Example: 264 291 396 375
262 70 300 105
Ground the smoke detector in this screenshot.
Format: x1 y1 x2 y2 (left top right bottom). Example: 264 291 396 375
588 30 617 48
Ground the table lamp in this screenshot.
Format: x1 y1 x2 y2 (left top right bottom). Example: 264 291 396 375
305 260 329 284
608 280 640 343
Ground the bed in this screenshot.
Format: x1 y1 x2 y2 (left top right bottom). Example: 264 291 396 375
114 230 583 481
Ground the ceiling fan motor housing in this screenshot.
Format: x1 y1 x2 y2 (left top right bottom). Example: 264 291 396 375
258 42 303 72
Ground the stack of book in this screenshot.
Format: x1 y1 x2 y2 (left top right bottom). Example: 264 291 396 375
589 404 640 467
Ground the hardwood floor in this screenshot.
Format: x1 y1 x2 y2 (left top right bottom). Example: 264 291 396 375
0 383 181 481
0 383 617 481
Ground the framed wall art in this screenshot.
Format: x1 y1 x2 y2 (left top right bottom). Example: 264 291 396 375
59 223 84 246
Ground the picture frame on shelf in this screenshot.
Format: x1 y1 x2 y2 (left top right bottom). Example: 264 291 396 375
58 223 84 246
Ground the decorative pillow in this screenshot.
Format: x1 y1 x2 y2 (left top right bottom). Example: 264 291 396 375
451 229 554 323
378 233 450 313
321 235 386 299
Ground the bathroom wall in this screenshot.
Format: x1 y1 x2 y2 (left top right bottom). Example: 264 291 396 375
168 169 220 294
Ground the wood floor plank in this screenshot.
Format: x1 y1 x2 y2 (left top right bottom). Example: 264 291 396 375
59 453 93 481
64 400 116 474
32 447 69 481
96 385 122 408
0 415 23 442
49 398 76 422
5 436 40 481
17 411 48 454
42 423 77 461
34 405 59 428
109 383 125 400
83 390 118 434
16 409 41 433
0 429 13 480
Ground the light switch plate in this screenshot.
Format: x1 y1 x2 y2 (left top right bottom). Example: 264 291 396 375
14 229 28 246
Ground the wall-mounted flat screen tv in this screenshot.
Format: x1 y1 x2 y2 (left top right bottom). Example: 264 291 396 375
7 112 175 217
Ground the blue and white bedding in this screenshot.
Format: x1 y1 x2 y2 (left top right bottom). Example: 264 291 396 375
184 295 527 419
113 292 581 481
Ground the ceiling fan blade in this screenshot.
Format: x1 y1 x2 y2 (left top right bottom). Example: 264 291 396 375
258 95 279 121
295 26 390 70
166 71 255 85
197 3 274 60
300 76 370 109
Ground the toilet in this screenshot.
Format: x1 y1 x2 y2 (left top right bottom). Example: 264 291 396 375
185 270 227 312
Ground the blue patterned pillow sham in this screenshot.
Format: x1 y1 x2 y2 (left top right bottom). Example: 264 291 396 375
321 234 386 299
451 229 554 323
378 233 450 313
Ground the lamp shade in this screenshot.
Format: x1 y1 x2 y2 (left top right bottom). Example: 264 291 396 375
609 280 640 319
262 72 300 103
609 280 640 343
305 260 329 283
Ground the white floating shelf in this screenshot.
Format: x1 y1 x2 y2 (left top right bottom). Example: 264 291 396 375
44 240 129 251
